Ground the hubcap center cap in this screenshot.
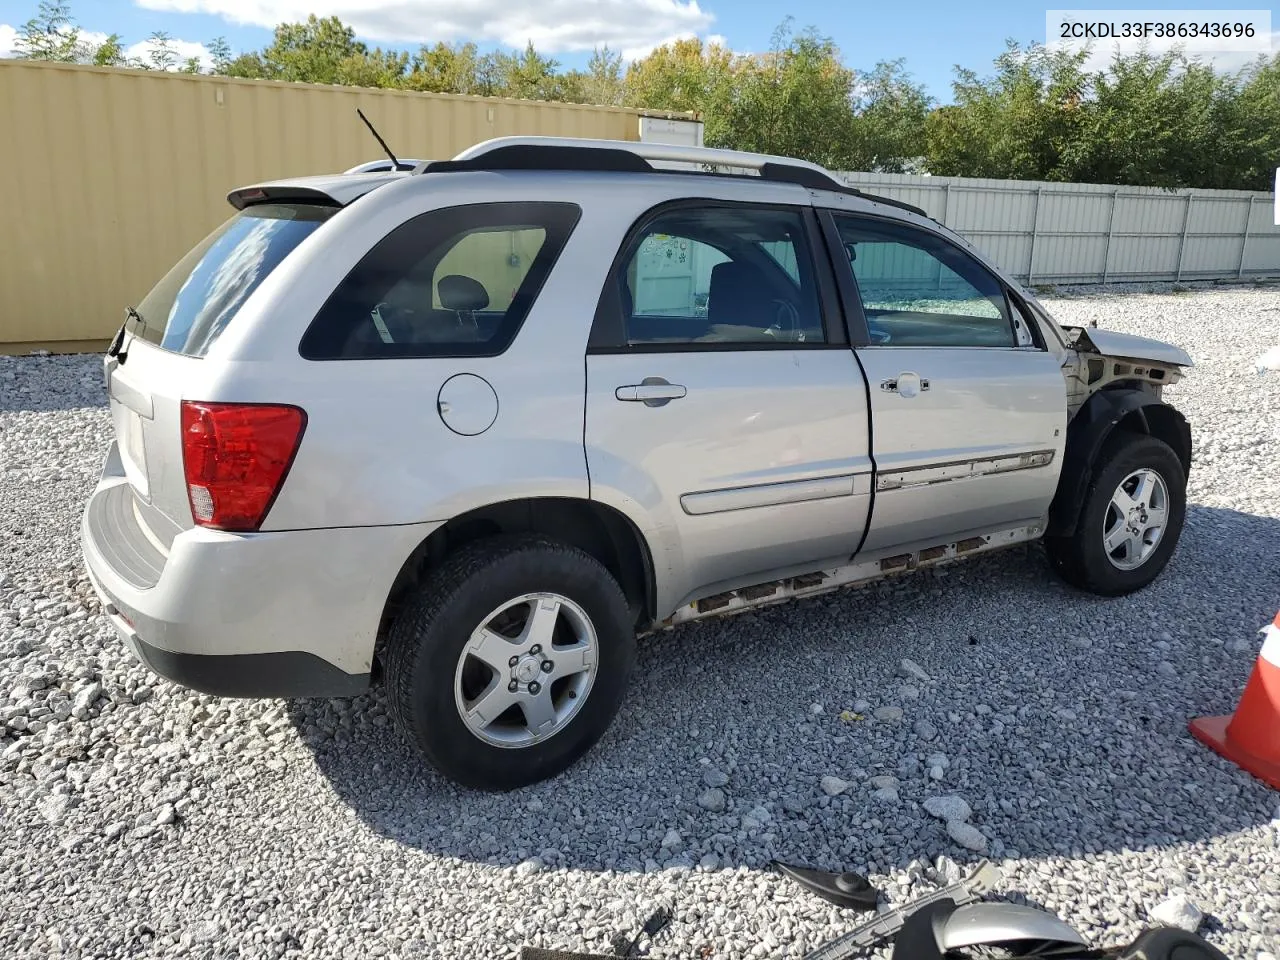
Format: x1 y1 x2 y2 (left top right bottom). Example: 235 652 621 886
513 656 542 684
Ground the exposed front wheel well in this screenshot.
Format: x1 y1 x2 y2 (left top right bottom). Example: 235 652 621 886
373 499 654 677
1124 403 1192 477
1049 389 1191 538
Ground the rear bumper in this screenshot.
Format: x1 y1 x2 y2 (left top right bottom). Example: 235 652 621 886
108 609 371 698
81 443 441 698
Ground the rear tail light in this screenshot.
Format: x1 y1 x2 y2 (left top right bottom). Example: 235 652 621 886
180 402 307 532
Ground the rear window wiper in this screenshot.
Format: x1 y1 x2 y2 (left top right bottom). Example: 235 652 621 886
110 307 145 363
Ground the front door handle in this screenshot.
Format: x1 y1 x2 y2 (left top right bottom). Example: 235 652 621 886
616 378 687 407
880 372 929 399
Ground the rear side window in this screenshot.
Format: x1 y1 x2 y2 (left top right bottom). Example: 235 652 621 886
299 202 580 360
130 203 335 357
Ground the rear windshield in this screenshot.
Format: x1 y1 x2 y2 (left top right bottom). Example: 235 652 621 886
128 202 335 357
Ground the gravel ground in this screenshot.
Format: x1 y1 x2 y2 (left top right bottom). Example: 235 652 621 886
3 281 1280 960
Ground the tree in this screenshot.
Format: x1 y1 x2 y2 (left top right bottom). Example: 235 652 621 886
208 36 232 74
566 47 625 106
501 42 562 100
261 15 367 83
405 41 482 94
848 60 931 172
91 33 126 67
727 21 863 167
335 47 409 89
144 31 178 71
222 51 274 79
623 36 739 144
924 41 1089 181
1058 49 1268 189
15 0 85 62
1228 55 1280 190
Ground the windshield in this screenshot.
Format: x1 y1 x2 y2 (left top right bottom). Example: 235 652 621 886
129 202 335 357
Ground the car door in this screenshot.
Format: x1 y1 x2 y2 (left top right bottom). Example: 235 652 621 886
822 211 1067 555
585 202 873 608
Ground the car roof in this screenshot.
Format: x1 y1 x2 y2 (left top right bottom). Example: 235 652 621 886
228 137 932 221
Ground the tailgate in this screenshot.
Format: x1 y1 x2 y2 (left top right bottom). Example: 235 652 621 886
105 339 200 534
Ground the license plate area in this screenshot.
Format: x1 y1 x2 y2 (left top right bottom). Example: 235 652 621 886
112 400 150 498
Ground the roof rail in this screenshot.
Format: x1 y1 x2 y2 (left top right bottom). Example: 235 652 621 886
414 136 930 219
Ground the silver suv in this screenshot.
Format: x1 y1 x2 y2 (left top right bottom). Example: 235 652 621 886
82 137 1193 790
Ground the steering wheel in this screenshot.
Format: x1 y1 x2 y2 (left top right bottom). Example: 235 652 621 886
766 298 803 342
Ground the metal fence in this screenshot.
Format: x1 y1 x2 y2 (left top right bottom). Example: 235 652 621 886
835 171 1280 286
0 60 692 351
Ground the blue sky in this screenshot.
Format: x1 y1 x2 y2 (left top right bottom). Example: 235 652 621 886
0 0 1274 100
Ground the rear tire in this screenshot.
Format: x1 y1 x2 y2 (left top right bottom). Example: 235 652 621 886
1045 432 1186 597
383 534 635 790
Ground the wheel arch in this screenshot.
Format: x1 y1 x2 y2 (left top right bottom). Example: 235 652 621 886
1048 386 1191 538
373 497 656 676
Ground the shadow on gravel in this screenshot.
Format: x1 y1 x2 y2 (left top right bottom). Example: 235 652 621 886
291 504 1280 875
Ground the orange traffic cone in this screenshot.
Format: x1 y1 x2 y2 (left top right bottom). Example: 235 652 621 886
1190 610 1280 791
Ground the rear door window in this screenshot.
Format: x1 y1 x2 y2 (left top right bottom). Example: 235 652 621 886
619 206 826 347
299 202 580 360
130 203 335 357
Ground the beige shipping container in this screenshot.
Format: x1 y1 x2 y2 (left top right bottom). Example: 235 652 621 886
0 60 692 350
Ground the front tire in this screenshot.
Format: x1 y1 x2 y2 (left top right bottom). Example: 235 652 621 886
384 535 636 790
1045 432 1187 596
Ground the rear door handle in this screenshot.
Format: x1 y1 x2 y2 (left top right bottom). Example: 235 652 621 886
615 379 687 407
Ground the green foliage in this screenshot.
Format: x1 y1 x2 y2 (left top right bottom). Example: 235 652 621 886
16 0 85 61
925 41 1280 189
925 41 1089 181
143 31 178 71
207 36 232 74
726 21 863 167
14 2 1280 189
91 33 125 67
849 60 932 173
405 41 483 94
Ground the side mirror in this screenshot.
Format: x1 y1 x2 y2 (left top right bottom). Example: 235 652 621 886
844 243 858 262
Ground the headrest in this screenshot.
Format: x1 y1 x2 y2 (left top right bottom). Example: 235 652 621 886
438 274 490 313
709 261 771 326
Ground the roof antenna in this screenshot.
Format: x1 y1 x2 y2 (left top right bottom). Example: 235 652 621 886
356 108 405 170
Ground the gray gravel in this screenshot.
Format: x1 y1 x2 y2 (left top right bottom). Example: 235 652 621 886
3 281 1280 960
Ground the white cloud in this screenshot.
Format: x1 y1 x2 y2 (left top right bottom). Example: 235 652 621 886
134 0 715 54
78 29 112 49
1048 31 1280 76
0 23 18 58
126 36 215 69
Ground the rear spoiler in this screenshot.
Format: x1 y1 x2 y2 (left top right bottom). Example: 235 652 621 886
227 171 406 210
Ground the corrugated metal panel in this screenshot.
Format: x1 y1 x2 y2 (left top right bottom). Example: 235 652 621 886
0 60 690 347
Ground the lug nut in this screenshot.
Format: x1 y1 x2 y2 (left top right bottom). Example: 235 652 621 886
528 681 541 695
530 644 542 655
509 656 519 667
508 680 519 692
541 660 554 673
